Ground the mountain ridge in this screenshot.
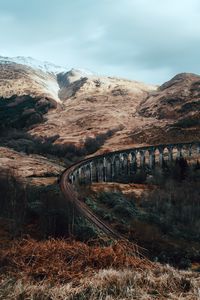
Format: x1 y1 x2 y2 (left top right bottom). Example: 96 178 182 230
0 55 199 152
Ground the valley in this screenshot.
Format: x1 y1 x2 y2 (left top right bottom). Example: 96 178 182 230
0 56 199 300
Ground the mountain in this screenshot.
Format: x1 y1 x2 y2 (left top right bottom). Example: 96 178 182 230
0 58 199 300
0 56 65 103
0 56 156 149
0 56 199 153
0 56 67 74
138 73 200 120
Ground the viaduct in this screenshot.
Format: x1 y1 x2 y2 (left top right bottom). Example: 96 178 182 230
60 141 200 239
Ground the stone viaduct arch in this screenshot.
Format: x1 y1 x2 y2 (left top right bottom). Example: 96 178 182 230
69 141 200 184
60 140 200 239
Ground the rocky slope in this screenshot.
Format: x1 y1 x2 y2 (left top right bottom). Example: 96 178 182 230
0 56 67 130
0 56 199 155
0 56 65 103
0 146 64 186
31 68 157 149
138 73 200 120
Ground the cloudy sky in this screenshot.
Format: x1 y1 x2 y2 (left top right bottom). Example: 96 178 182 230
0 0 200 84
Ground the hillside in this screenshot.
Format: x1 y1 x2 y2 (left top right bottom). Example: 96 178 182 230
0 57 199 154
0 56 199 185
0 57 200 300
31 69 157 149
0 146 63 186
138 73 200 120
0 56 65 104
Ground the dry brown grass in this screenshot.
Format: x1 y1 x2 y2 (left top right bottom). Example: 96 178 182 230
0 265 199 299
0 239 199 299
0 239 149 284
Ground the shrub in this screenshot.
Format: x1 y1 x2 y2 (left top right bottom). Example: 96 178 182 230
0 127 121 161
174 117 200 128
140 180 200 241
132 169 147 184
0 95 52 129
90 192 136 221
0 171 103 241
0 129 84 161
84 129 118 154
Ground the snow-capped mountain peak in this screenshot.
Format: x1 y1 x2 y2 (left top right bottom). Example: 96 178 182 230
0 56 68 74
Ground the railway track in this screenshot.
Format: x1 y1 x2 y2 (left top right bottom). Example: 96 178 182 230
60 141 200 239
60 158 123 239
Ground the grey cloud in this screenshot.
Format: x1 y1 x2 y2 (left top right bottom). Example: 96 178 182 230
0 0 200 84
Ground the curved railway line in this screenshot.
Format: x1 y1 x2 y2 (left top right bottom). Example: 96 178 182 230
60 141 200 239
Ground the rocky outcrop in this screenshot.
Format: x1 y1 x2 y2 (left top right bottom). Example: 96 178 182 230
138 73 200 120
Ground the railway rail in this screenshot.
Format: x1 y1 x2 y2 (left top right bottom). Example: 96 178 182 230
60 141 200 239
